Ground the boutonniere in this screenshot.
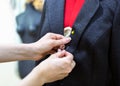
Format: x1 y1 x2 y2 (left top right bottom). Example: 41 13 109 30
64 27 72 37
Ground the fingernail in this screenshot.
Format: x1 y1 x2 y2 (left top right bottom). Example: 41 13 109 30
57 49 62 52
66 37 71 41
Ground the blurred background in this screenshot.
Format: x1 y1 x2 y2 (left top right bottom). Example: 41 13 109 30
0 0 22 86
0 0 44 86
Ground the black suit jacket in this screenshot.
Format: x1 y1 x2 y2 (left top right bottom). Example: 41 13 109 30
36 0 120 86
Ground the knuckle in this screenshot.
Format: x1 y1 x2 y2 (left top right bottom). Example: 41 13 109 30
69 54 74 60
73 61 76 67
64 60 71 65
66 53 74 61
50 40 56 46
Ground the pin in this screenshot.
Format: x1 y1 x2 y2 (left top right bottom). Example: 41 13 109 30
71 30 75 35
64 27 72 37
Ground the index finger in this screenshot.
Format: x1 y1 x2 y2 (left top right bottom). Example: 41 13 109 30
61 51 74 62
50 33 65 40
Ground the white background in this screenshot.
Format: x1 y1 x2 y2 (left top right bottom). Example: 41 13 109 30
0 0 23 86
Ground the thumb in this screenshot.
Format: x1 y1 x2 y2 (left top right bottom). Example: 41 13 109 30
51 50 66 58
53 37 71 47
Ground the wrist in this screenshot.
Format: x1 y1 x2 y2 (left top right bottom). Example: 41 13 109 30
27 43 43 61
32 66 46 85
19 67 45 86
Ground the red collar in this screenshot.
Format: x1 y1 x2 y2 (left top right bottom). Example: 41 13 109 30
64 0 85 27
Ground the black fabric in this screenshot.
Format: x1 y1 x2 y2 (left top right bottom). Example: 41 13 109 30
18 60 35 79
36 0 120 86
16 3 42 78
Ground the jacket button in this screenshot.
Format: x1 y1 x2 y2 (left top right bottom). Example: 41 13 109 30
71 30 75 35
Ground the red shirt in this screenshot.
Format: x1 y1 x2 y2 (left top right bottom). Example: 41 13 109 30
64 0 85 27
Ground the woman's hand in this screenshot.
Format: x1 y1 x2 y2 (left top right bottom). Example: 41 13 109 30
31 33 71 60
20 50 75 86
37 50 75 84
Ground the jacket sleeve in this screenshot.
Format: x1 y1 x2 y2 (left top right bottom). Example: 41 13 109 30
110 1 120 85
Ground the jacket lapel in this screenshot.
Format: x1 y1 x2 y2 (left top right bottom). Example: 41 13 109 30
67 0 100 53
47 0 65 35
73 0 100 33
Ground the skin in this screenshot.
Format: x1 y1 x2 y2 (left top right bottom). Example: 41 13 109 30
0 33 71 62
0 33 76 86
19 50 75 86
